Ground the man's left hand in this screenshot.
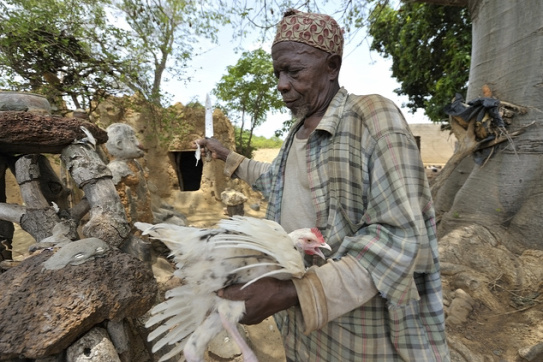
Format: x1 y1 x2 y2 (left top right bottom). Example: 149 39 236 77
218 278 299 325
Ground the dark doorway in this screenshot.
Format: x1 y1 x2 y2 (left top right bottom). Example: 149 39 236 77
172 151 203 191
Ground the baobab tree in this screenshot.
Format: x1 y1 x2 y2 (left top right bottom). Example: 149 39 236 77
418 1 543 360
424 0 543 251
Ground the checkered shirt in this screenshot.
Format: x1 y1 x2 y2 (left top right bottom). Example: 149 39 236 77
252 88 450 361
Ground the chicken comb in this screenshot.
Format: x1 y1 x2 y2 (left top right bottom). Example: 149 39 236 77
310 227 326 243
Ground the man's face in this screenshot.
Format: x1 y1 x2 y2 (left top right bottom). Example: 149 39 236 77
272 41 333 120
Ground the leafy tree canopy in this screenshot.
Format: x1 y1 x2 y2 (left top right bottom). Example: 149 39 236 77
0 0 119 110
0 0 227 111
213 48 285 157
0 0 472 127
368 2 471 122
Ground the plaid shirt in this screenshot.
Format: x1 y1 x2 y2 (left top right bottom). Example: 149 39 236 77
248 88 449 361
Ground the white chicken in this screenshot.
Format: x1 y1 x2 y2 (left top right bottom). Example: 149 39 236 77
135 216 330 362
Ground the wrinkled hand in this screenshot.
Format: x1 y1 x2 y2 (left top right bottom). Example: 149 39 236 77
217 278 299 325
194 137 231 162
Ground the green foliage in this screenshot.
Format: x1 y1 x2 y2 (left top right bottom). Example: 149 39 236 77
0 0 227 112
0 0 473 129
213 48 285 158
231 127 283 158
245 130 283 149
109 0 228 105
153 101 200 146
368 2 471 122
0 0 122 111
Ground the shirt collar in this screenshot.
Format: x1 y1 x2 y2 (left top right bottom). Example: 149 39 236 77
314 87 349 137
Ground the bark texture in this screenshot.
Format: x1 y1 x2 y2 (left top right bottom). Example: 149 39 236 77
61 144 131 247
436 0 543 250
413 0 467 5
0 111 107 154
0 248 157 359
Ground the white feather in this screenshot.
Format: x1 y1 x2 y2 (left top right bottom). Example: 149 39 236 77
136 216 328 362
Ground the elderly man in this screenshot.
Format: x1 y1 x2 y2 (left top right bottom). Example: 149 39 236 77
198 9 449 361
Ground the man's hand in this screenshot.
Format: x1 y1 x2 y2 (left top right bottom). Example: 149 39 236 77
217 278 299 325
194 138 232 162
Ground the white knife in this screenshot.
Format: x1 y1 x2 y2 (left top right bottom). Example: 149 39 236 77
205 93 213 138
204 94 213 161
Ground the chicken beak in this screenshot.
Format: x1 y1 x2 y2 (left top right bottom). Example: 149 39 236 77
314 242 331 259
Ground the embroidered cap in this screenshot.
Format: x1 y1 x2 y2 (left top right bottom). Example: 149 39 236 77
272 9 344 57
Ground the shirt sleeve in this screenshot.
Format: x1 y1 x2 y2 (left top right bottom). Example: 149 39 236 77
224 151 271 186
292 255 378 334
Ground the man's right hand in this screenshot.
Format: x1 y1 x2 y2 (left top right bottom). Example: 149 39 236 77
194 138 232 162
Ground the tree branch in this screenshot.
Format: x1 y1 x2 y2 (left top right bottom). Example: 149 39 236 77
0 203 25 224
406 0 468 6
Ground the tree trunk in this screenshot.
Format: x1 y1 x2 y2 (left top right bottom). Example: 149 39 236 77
435 0 543 250
61 144 131 247
0 157 14 261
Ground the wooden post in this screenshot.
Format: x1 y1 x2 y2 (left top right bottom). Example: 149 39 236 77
62 143 130 247
0 157 14 261
14 155 60 242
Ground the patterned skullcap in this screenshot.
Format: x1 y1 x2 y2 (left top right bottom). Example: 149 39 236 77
273 9 344 57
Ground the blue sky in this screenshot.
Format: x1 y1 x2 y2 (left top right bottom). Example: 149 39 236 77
164 15 430 138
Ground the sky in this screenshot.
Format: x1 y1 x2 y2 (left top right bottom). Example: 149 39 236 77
164 12 430 138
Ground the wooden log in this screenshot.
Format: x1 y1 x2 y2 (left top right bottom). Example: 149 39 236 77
70 197 91 226
61 144 130 247
0 111 107 154
0 248 157 359
0 154 81 244
12 155 61 242
0 203 25 224
34 155 71 211
15 154 50 208
0 157 14 261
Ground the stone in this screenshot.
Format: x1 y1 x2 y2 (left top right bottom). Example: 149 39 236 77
106 320 130 355
221 189 248 206
41 238 110 271
151 256 175 285
0 91 51 115
446 288 475 325
152 203 187 226
0 248 157 359
66 327 121 362
519 342 543 361
207 328 244 360
0 111 107 154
